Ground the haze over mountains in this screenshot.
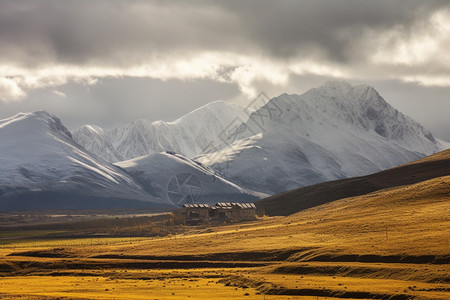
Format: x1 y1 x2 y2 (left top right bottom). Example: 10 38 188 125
0 81 447 210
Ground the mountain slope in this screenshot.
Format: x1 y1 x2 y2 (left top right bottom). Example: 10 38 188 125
257 148 450 216
71 125 122 162
115 152 260 206
0 111 169 210
73 101 248 162
197 81 445 194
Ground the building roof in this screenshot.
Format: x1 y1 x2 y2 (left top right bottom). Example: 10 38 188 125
216 202 256 209
182 204 211 208
182 202 256 209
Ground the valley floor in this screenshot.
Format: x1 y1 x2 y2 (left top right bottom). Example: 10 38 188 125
0 176 449 299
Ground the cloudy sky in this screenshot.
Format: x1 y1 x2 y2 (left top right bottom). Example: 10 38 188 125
1 0 449 141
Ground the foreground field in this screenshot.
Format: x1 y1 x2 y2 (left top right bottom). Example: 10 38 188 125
0 175 449 299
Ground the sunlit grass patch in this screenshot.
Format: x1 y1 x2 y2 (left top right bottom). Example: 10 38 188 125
0 275 263 299
0 236 156 249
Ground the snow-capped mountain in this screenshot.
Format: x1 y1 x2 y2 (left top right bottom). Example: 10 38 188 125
115 152 261 206
196 82 446 194
73 101 249 162
71 81 445 196
0 110 169 210
71 125 121 162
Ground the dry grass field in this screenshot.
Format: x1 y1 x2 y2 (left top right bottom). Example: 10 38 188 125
0 152 449 299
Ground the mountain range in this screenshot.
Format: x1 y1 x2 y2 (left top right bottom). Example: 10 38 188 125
196 81 446 193
0 111 256 210
74 82 446 196
0 81 447 210
0 111 164 210
72 101 249 162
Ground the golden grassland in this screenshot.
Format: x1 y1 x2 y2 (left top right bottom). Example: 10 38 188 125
0 176 449 299
0 274 263 300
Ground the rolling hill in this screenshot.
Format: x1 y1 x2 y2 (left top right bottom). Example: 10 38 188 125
257 148 450 216
2 147 449 299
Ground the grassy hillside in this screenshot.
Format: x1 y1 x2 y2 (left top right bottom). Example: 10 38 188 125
1 175 448 298
1 152 448 299
67 175 447 259
257 149 450 216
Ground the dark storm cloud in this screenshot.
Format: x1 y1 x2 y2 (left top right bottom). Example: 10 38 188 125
1 0 448 67
0 0 241 67
215 0 441 61
0 0 449 142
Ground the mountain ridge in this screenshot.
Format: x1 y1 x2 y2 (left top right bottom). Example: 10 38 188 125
196 81 445 194
3 81 446 209
73 100 249 162
0 110 257 210
115 152 261 206
0 110 169 210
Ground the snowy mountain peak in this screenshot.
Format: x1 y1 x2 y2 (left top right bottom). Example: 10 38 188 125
17 109 58 122
73 100 249 161
0 110 170 210
72 124 121 162
307 81 381 108
305 81 379 106
196 82 444 194
170 100 244 124
1 110 72 140
316 81 379 98
246 82 440 153
73 125 111 142
319 80 354 90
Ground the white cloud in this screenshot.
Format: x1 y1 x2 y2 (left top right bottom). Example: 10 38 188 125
52 90 66 98
0 77 26 102
1 1 449 101
402 75 450 87
370 8 450 85
2 53 351 100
